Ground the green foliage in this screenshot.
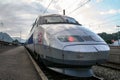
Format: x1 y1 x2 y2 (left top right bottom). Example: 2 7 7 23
98 31 120 44
12 39 19 43
12 39 20 45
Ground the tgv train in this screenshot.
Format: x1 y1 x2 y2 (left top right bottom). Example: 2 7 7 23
26 14 110 77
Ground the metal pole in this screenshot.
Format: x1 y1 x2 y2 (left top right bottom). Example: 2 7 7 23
20 31 21 43
117 25 120 46
63 9 65 15
0 22 3 32
0 22 4 41
0 22 4 47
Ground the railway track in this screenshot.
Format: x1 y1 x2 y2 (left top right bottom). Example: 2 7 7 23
98 62 120 71
26 48 103 80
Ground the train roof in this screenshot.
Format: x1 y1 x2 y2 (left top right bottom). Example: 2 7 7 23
38 14 60 17
38 14 70 18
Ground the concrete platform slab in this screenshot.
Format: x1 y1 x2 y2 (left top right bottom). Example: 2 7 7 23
0 46 41 80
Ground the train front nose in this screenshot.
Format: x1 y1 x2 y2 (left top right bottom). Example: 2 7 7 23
63 44 110 66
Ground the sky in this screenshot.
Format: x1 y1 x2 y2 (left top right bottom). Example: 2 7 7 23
0 0 120 39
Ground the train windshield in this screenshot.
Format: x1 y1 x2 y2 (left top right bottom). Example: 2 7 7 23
64 16 79 24
41 16 80 25
43 16 65 23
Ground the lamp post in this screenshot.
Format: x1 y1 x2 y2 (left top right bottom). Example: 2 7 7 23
0 22 4 47
0 22 4 41
20 31 22 43
117 25 120 46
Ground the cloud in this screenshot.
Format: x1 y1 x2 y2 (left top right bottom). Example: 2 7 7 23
68 2 120 34
0 0 119 39
84 4 91 8
0 1 48 39
100 9 120 15
96 0 103 3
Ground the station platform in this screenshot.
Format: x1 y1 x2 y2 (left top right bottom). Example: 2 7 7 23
108 46 120 64
0 46 41 80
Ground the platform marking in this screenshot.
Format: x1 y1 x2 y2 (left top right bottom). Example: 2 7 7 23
25 48 48 80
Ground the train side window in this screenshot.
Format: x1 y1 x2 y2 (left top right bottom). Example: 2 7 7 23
37 17 47 25
37 17 42 25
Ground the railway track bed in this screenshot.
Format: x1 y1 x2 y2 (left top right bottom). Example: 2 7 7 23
98 62 120 70
93 65 120 80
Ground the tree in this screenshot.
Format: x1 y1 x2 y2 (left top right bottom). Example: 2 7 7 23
12 39 19 45
98 32 120 44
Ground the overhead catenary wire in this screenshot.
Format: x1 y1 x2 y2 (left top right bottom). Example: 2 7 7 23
43 0 54 14
65 0 82 11
94 18 120 26
88 20 120 32
41 0 119 27
71 0 119 24
74 0 117 24
68 0 91 15
72 0 103 17
72 0 119 25
94 14 120 25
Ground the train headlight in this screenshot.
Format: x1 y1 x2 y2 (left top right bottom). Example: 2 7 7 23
68 36 75 42
57 35 84 42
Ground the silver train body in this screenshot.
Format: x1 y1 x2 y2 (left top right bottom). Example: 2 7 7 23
26 14 110 77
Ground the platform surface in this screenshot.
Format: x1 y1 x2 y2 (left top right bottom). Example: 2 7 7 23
0 46 41 80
